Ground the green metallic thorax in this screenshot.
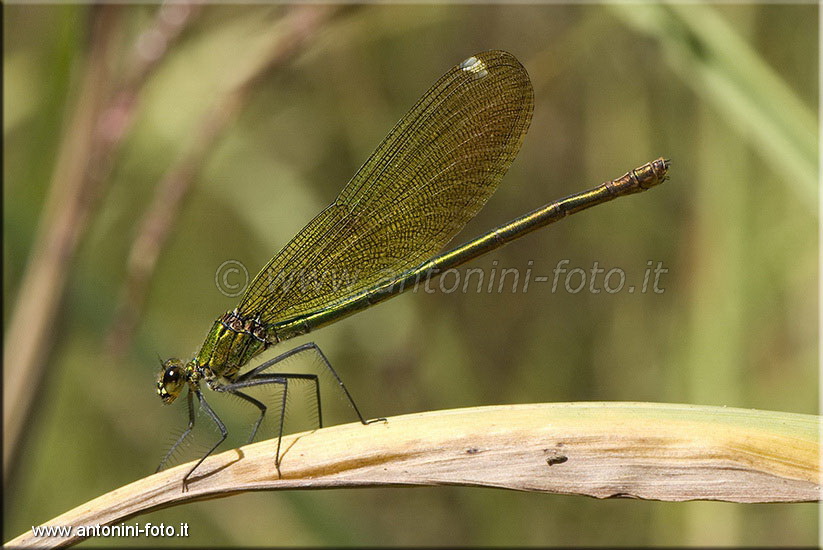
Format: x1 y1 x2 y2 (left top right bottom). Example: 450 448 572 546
193 310 271 381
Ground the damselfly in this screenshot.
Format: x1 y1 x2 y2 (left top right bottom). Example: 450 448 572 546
155 50 669 485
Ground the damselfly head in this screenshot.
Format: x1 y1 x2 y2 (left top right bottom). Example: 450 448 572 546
157 358 186 404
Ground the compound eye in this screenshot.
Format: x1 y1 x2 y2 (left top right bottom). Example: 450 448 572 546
163 366 182 385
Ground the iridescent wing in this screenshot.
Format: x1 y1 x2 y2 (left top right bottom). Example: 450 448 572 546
237 50 534 324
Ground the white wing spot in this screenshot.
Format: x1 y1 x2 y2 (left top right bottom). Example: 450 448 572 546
459 56 489 79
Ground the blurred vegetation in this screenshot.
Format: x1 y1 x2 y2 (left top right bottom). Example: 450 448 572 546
4 3 818 547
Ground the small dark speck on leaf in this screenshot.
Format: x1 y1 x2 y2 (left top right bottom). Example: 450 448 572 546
466 448 480 454
546 455 568 466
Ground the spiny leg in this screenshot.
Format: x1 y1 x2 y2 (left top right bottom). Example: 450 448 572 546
221 372 321 434
219 374 289 474
156 388 195 473
206 342 385 477
219 373 317 474
237 341 385 425
229 390 267 444
276 377 287 472
181 389 228 489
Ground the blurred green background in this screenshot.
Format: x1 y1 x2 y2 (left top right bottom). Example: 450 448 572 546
4 3 818 547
